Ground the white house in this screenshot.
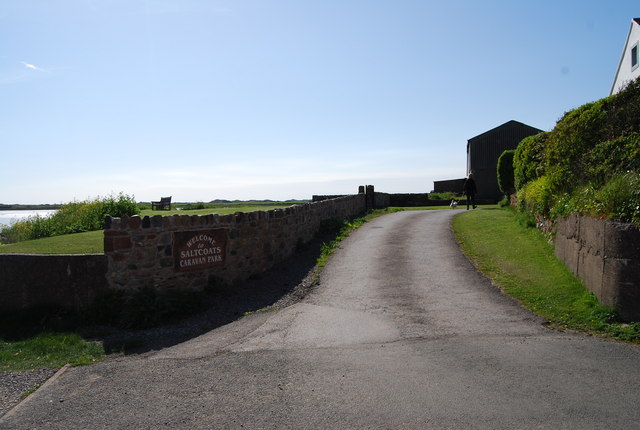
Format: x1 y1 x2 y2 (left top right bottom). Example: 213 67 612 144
610 18 640 95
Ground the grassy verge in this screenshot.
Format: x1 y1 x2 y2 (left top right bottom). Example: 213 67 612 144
0 333 104 372
452 207 640 342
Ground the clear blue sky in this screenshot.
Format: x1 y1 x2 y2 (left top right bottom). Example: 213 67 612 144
1 0 638 204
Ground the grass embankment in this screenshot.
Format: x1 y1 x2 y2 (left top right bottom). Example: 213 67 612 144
452 207 640 342
0 204 301 254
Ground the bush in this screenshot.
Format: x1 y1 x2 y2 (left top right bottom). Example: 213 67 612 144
583 133 640 187
551 172 640 223
517 175 554 215
1 193 140 242
497 149 516 197
514 132 548 190
184 202 206 210
515 76 640 224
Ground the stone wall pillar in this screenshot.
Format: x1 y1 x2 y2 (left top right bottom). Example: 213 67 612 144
365 185 375 210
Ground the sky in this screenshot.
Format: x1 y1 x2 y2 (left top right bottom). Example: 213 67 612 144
1 0 638 204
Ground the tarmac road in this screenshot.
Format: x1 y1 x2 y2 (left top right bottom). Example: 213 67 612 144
2 210 640 429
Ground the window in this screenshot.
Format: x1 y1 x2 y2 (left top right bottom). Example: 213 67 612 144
632 43 639 71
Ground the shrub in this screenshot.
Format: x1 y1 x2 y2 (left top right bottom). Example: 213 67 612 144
514 132 548 189
515 76 640 224
516 175 554 215
2 193 140 242
551 173 640 223
583 133 640 187
497 149 516 197
184 202 206 210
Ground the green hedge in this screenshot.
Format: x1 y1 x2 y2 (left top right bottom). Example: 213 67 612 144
514 132 549 189
497 149 516 197
514 77 640 223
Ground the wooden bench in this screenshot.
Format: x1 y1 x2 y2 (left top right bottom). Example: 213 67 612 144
151 196 172 210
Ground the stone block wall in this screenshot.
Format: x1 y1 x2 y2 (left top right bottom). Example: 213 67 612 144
555 214 640 321
104 194 366 291
0 254 108 313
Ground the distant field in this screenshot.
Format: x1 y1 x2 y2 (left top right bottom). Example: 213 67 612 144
0 203 303 254
139 202 302 217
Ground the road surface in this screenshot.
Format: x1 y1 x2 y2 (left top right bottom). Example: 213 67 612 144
2 210 640 429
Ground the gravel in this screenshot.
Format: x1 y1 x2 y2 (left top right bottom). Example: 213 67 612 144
0 368 58 417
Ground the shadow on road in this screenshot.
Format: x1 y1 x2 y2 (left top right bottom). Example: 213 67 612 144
87 237 324 355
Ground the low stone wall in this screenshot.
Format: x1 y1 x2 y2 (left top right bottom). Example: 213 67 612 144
104 194 366 291
0 254 108 313
554 214 640 321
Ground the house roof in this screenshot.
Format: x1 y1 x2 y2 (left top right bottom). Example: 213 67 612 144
467 120 543 142
610 18 640 95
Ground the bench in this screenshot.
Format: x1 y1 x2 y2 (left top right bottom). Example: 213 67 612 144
151 196 172 211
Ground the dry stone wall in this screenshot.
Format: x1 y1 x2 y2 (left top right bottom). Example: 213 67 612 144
104 195 366 292
554 214 640 321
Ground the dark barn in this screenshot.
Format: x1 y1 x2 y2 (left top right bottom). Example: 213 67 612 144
467 120 544 201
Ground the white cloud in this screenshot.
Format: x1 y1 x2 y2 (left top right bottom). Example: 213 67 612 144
20 61 48 72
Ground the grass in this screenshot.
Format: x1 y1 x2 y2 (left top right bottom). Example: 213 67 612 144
452 207 640 342
139 203 300 217
0 230 104 254
0 333 104 372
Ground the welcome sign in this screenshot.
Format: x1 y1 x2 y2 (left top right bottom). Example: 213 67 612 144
173 229 227 272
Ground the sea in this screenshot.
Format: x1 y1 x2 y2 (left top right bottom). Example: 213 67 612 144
0 210 57 227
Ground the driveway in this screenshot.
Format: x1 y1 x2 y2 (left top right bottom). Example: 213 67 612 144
2 210 640 429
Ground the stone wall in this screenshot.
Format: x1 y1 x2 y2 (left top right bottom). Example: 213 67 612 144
554 214 640 321
104 194 366 291
0 254 108 313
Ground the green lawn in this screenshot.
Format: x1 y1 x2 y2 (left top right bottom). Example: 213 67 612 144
452 207 640 342
0 230 104 254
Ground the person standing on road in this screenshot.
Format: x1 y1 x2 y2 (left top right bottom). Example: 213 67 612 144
463 172 477 210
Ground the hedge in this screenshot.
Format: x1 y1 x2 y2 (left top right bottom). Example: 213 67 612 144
514 77 640 223
497 149 516 196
